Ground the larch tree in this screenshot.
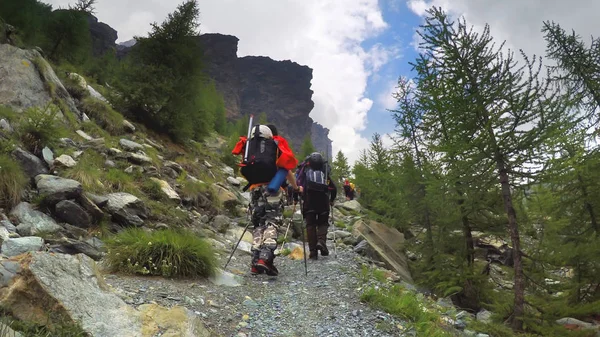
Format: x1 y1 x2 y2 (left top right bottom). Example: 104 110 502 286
412 7 565 330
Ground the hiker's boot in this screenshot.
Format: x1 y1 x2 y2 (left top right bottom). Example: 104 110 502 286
309 250 318 260
317 225 329 256
256 248 279 276
250 250 263 275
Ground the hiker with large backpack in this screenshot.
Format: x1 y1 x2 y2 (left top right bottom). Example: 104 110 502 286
231 120 299 276
294 152 337 260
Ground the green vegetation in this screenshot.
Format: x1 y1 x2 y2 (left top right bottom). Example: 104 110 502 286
63 151 104 192
112 0 225 142
104 228 217 278
300 134 316 159
353 6 600 336
0 155 27 209
360 285 453 337
1 317 87 337
331 150 351 182
80 97 124 135
18 105 66 155
140 179 164 201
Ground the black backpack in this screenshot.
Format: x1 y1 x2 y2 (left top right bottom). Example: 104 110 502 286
240 127 279 185
298 160 331 193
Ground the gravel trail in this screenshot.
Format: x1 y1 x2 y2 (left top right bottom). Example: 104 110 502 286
105 239 406 337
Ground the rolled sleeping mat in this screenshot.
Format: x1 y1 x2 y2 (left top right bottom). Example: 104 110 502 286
267 168 288 194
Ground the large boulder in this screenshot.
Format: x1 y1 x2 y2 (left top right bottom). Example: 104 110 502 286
35 174 83 205
339 200 361 213
11 148 48 180
352 219 413 283
10 202 62 236
0 44 79 115
0 252 211 337
105 192 149 227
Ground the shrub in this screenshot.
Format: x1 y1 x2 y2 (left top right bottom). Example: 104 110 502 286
18 104 66 155
104 228 216 278
0 154 27 209
63 151 104 192
80 97 124 135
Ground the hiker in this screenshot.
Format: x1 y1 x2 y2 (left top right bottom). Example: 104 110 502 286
294 152 337 260
343 179 355 200
232 123 299 276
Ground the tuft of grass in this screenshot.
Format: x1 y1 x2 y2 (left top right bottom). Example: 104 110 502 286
0 154 27 209
141 179 164 201
103 168 139 194
63 151 105 193
360 285 453 337
80 97 124 135
18 104 66 155
281 248 292 256
104 228 217 278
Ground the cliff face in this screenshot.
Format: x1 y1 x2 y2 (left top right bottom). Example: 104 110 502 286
311 123 333 161
195 34 241 119
85 14 118 57
197 33 332 154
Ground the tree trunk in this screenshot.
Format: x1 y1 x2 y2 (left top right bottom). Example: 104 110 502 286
497 160 525 331
577 173 598 233
456 184 475 265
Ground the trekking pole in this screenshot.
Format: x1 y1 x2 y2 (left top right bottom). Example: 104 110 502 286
331 204 337 259
299 198 308 276
223 207 253 270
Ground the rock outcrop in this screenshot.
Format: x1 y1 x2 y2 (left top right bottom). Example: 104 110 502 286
197 33 332 153
85 13 118 57
311 123 333 160
0 252 211 337
0 43 81 116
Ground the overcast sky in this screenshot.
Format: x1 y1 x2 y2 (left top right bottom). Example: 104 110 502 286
45 0 600 164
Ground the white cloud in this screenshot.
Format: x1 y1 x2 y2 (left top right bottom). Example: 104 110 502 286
45 0 395 166
406 0 600 65
377 80 399 110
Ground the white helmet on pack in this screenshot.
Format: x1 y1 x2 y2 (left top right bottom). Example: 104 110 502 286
250 125 273 139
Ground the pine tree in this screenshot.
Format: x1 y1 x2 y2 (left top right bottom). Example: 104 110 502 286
412 7 565 329
332 150 351 182
300 135 316 159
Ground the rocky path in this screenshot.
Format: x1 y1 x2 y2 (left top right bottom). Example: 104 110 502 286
105 238 406 337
